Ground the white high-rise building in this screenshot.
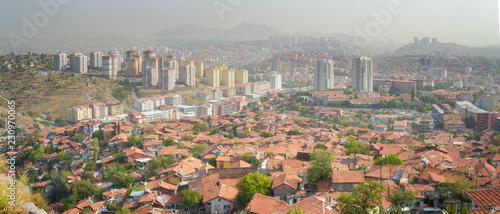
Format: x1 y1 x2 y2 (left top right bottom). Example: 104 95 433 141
143 66 159 86
102 54 118 79
165 59 180 81
351 56 373 92
73 53 88 74
158 67 176 90
69 52 78 69
270 74 282 90
90 51 102 68
108 51 122 70
53 52 67 71
314 59 335 91
180 64 196 86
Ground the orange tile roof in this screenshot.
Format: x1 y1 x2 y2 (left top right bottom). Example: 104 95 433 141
331 170 365 183
466 188 500 208
246 193 291 214
202 183 238 203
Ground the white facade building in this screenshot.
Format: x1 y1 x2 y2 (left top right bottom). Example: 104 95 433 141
133 98 154 112
102 54 119 79
73 53 88 74
351 56 373 92
158 68 176 90
180 64 196 86
196 104 213 118
314 59 335 91
164 94 182 106
270 74 282 90
143 66 159 86
90 51 103 68
53 52 67 71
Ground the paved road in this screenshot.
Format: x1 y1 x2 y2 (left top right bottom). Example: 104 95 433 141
129 80 139 99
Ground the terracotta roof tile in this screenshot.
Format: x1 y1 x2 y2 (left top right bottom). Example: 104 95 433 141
466 188 500 208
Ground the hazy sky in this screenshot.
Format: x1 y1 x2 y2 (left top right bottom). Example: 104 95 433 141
0 0 498 46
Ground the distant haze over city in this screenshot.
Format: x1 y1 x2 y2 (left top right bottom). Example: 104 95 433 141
0 0 499 47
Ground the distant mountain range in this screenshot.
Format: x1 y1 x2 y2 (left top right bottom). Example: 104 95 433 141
149 23 285 42
149 23 395 49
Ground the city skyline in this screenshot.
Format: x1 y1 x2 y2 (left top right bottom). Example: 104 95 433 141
0 0 498 47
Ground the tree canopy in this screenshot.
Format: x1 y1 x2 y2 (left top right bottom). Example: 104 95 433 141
336 179 387 214
179 189 202 212
306 149 335 187
374 154 404 165
72 180 99 201
387 189 416 208
240 153 261 167
343 137 370 155
235 172 272 208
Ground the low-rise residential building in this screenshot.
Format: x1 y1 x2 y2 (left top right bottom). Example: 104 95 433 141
83 121 101 136
197 89 222 100
393 120 408 132
107 100 123 116
164 94 182 106
196 104 214 118
142 110 166 123
89 102 108 119
133 98 154 112
443 118 465 132
150 95 165 108
220 87 235 97
68 105 92 122
163 106 180 120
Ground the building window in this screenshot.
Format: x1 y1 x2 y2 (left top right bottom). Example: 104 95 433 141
224 205 231 210
338 184 343 191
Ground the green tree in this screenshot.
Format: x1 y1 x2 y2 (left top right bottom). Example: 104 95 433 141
387 189 415 208
46 115 53 121
228 132 235 139
114 153 127 163
306 149 335 187
193 123 210 132
374 154 404 165
62 195 77 211
240 153 260 167
260 131 273 138
144 155 177 179
73 133 85 143
235 172 272 208
93 137 99 160
112 172 135 188
438 177 472 202
163 138 175 147
86 161 96 171
72 180 99 201
464 117 477 129
344 137 369 155
55 117 66 127
29 147 45 163
106 203 118 210
210 128 220 135
178 142 188 149
179 189 202 212
208 156 217 167
313 143 327 150
116 207 136 214
189 144 209 159
127 133 144 149
336 179 387 214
